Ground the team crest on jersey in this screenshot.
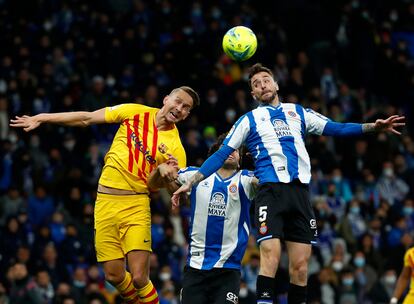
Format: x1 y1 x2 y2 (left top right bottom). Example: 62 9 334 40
158 143 168 154
272 119 292 138
288 111 296 117
208 192 227 217
259 222 268 235
229 184 238 193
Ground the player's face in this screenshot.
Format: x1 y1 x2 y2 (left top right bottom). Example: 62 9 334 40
250 71 279 104
162 89 193 123
223 149 240 169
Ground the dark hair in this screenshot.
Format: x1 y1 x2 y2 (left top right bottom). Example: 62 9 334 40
171 86 200 108
207 133 228 157
248 63 274 89
207 132 253 169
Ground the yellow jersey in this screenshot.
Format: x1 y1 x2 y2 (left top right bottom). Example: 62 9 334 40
98 103 186 193
404 247 414 294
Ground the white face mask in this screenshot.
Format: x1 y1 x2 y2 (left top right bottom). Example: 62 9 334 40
159 272 171 281
63 139 76 151
384 275 397 285
383 168 394 177
332 261 344 272
239 287 248 298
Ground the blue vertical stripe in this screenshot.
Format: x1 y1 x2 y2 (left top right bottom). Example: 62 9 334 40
201 176 230 269
186 186 198 266
223 173 250 269
246 111 279 183
295 104 306 141
267 107 299 181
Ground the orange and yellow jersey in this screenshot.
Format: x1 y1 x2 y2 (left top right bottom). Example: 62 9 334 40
98 103 186 193
404 247 414 294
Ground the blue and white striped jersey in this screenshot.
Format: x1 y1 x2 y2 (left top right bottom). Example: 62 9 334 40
223 103 331 184
177 167 256 270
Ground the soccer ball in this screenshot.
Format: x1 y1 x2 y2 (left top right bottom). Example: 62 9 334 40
222 26 257 62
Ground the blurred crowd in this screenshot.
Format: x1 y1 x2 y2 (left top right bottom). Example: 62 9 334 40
0 0 413 303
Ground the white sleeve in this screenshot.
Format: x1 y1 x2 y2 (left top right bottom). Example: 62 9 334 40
240 170 256 200
303 108 330 135
223 115 250 149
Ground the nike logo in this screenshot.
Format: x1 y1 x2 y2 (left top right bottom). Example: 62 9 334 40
144 239 150 243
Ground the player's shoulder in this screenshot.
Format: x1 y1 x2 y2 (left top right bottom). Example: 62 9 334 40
108 103 157 113
240 169 255 177
178 166 199 174
279 102 305 111
407 247 414 255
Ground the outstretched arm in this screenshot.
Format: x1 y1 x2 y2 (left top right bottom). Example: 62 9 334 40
10 108 107 132
390 266 411 304
322 115 405 136
171 145 234 208
171 171 205 209
362 115 405 135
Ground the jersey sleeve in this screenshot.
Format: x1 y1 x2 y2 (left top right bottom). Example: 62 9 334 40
170 139 187 169
404 249 414 268
177 167 199 185
240 170 256 200
104 103 149 123
223 115 250 149
303 108 330 135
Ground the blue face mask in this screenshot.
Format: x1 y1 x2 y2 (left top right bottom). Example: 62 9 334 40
354 257 365 268
350 206 360 215
403 207 414 216
342 277 354 286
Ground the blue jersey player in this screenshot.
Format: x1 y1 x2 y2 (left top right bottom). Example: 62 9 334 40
173 64 405 304
149 133 258 304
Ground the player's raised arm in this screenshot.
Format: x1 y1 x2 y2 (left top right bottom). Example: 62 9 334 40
10 108 107 132
362 115 406 135
171 171 204 208
304 107 405 137
390 266 411 304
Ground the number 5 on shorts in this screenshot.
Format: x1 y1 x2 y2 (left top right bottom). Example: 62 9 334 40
259 206 267 222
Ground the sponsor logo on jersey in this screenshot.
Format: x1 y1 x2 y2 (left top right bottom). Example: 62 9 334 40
208 192 226 217
109 105 122 111
129 133 156 164
288 111 297 117
208 192 227 217
272 119 292 138
226 292 238 304
201 181 209 187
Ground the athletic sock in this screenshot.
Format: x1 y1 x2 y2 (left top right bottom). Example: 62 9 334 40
137 280 159 304
115 272 140 304
256 275 275 303
288 283 306 304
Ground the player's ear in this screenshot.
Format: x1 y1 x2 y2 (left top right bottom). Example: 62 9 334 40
163 95 169 105
275 81 279 91
250 90 257 100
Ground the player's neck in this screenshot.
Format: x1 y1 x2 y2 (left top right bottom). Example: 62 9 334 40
270 95 280 107
155 111 175 131
262 94 280 107
217 167 237 179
